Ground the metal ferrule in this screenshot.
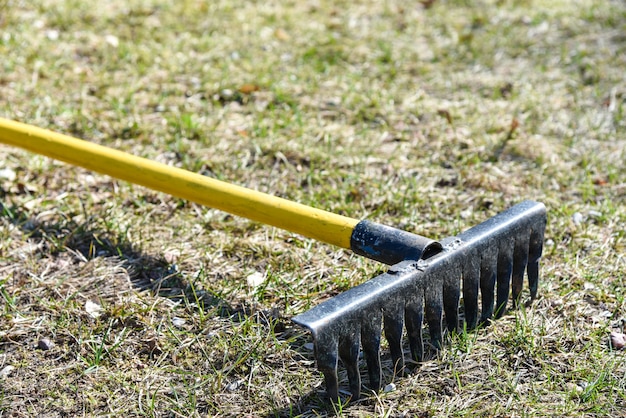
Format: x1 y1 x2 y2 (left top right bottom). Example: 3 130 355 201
350 220 442 265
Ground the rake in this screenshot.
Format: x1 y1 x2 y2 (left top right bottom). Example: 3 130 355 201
0 117 546 400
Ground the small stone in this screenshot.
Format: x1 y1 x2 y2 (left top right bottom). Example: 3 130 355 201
572 212 584 225
460 208 473 219
384 383 396 393
588 210 602 218
0 168 16 181
583 282 596 291
220 89 235 99
38 338 54 351
565 382 584 393
172 317 186 328
104 34 119 48
0 365 15 379
303 342 314 351
85 300 103 318
246 272 265 288
225 379 243 391
45 29 59 41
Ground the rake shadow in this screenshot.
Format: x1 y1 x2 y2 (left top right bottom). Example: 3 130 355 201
0 201 231 310
0 201 332 414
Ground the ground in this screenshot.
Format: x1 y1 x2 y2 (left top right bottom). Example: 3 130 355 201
0 0 625 416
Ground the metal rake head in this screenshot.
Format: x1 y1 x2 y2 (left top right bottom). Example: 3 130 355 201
292 200 547 400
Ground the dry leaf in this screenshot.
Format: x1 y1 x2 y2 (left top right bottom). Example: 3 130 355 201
274 28 290 41
437 109 452 125
238 84 260 94
419 0 437 9
506 117 520 139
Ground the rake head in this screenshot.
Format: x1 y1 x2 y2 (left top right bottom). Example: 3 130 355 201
292 200 547 400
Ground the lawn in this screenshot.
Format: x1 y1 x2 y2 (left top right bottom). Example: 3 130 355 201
0 0 625 416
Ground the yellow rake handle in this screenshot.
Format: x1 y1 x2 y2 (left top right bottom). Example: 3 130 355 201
0 117 358 248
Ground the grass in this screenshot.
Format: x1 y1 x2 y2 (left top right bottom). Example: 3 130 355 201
1 0 625 416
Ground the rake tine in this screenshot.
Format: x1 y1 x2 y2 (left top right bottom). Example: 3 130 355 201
314 332 340 401
479 244 498 325
461 251 481 330
424 266 444 350
383 303 406 375
495 238 514 319
443 259 462 333
361 311 383 392
527 221 546 300
338 332 361 399
512 233 531 307
405 290 425 362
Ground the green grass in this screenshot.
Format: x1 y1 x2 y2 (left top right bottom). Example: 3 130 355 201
1 0 625 416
